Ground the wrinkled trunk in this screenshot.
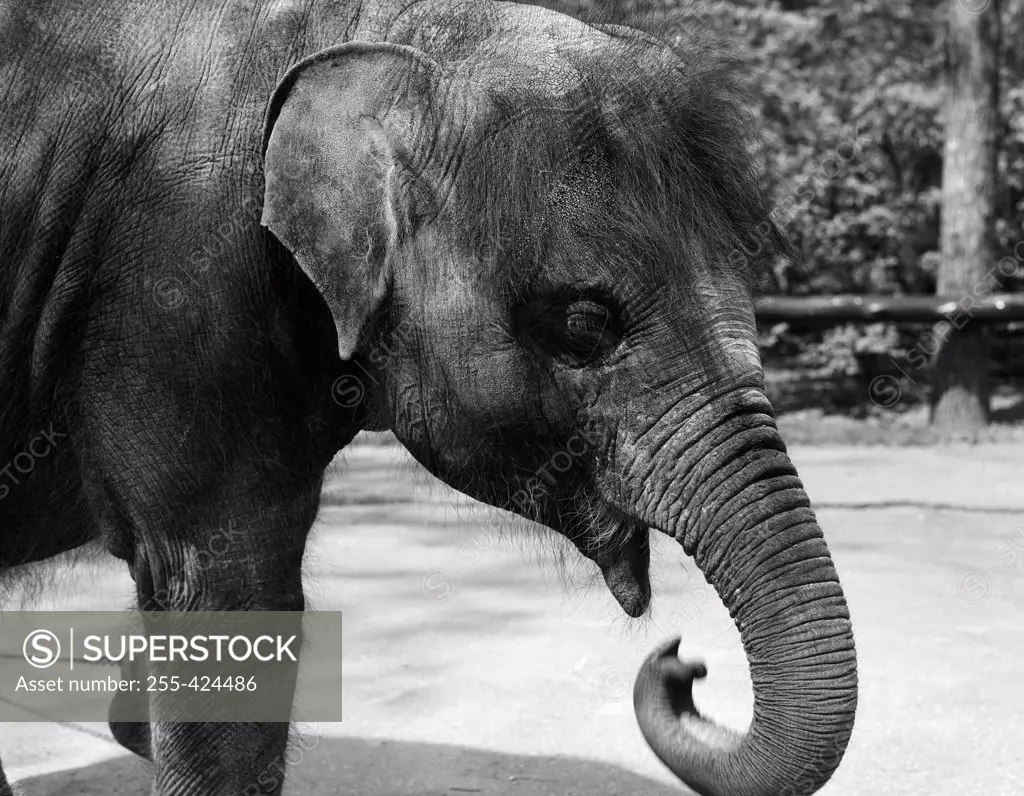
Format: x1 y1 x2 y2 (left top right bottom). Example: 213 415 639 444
629 389 857 796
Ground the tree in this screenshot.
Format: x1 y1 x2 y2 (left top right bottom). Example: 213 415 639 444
932 0 1002 439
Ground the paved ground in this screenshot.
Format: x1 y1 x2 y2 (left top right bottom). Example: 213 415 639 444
1 442 1022 795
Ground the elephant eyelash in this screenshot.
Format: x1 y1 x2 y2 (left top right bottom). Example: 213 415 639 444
512 294 623 367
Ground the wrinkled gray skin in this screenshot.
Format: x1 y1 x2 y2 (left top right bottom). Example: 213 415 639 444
0 0 857 794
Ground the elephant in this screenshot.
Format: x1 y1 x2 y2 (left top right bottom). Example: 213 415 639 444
0 0 858 794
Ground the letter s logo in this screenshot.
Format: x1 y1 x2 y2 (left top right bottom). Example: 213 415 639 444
23 630 61 669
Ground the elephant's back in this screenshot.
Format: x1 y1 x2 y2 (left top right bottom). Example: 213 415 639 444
0 0 379 425
0 0 362 307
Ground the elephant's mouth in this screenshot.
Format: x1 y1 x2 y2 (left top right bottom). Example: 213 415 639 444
553 499 652 618
596 518 651 617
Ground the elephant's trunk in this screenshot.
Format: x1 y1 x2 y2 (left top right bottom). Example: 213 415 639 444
630 392 857 796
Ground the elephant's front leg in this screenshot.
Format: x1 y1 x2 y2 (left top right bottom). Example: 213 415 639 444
138 536 306 795
99 477 316 795
151 720 293 796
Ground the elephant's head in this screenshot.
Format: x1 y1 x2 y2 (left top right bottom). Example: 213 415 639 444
260 6 856 795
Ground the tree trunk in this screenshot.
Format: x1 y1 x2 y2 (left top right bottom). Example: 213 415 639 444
932 0 1001 440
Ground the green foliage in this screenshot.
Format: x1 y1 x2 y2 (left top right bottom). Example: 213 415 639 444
761 322 903 376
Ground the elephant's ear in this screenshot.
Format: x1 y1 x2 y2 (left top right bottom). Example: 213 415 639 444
261 42 439 359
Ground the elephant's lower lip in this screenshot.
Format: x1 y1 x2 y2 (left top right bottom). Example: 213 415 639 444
599 520 651 617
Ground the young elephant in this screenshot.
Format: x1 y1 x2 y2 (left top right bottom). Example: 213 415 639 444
0 0 857 794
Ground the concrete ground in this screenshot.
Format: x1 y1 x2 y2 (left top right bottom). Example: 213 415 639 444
1 442 1022 795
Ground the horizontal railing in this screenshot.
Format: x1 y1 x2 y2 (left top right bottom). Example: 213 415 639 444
754 294 1024 325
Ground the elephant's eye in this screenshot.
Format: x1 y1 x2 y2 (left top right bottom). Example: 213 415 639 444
515 296 621 365
563 300 617 360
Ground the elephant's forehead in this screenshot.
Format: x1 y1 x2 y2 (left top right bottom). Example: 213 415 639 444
393 0 675 115
448 36 602 101
439 10 648 97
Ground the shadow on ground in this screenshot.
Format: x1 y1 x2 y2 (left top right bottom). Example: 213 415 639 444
17 737 682 796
